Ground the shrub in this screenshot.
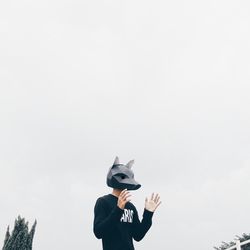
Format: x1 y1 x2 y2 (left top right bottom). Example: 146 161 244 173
2 216 37 250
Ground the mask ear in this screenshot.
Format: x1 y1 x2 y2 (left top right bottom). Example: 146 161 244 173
113 156 120 165
126 160 134 169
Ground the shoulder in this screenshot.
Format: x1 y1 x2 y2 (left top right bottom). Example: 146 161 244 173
95 194 109 204
94 194 113 208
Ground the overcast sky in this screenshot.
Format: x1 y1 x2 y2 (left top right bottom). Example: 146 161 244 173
0 0 250 249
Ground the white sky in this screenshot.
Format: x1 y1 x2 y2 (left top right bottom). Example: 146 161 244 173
0 0 250 249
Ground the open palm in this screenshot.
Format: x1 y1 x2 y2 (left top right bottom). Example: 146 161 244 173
145 193 161 212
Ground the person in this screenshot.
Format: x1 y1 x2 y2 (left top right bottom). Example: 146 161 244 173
93 156 161 250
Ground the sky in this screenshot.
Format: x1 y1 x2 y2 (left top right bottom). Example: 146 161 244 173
0 0 250 249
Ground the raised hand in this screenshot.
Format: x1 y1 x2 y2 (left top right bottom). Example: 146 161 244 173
145 193 161 212
117 189 131 210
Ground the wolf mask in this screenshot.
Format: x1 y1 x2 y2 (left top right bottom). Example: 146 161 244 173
106 157 141 190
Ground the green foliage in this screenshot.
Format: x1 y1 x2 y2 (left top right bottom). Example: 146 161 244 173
214 233 250 250
2 216 37 250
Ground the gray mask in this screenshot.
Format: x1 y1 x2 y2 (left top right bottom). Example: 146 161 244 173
106 157 141 190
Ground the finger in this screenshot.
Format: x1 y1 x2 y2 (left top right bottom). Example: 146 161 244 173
151 193 154 200
122 193 131 202
126 197 132 202
154 193 159 203
154 194 160 203
123 191 131 199
124 195 132 203
155 201 162 210
120 190 129 199
145 197 148 203
156 196 161 203
124 193 131 199
120 189 127 196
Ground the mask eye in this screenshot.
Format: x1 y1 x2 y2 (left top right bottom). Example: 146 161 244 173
115 174 128 180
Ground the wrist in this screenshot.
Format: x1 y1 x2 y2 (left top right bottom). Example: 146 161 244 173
117 204 124 210
145 208 154 212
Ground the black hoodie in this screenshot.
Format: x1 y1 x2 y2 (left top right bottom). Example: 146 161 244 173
93 194 153 250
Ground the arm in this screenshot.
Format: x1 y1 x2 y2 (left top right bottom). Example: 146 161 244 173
132 208 154 241
132 193 161 242
93 198 124 239
93 190 132 239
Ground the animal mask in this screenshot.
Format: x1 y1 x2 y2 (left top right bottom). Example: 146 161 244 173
106 157 141 190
